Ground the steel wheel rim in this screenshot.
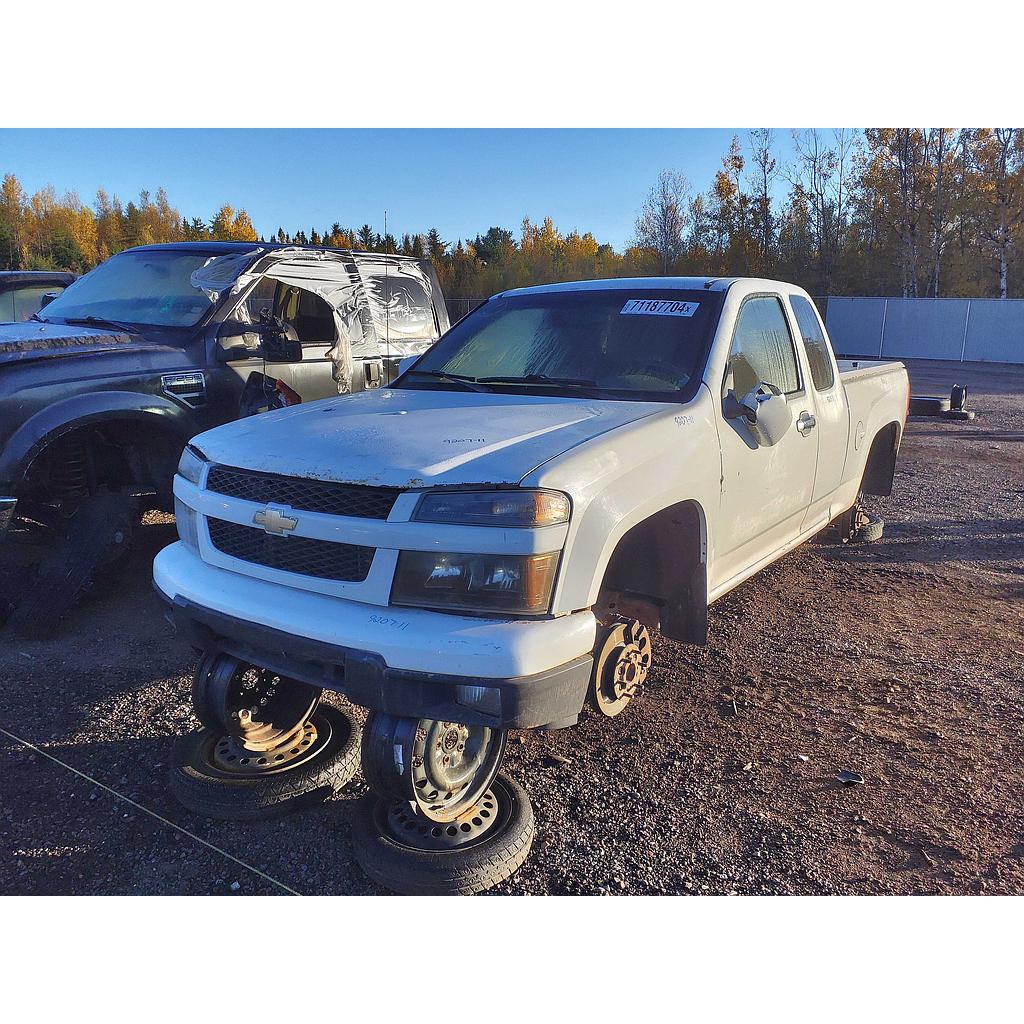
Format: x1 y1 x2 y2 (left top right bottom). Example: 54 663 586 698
198 655 321 751
410 720 505 822
381 785 507 850
200 715 331 777
363 713 507 823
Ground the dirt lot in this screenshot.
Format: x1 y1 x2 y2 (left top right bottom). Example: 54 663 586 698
2 359 1022 896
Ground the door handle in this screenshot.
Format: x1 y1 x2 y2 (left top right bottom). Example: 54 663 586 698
796 411 816 434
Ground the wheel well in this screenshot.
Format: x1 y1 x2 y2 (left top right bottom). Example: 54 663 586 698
861 422 901 497
20 418 185 511
595 500 707 645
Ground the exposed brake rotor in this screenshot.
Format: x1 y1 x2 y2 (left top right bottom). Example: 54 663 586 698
591 619 652 717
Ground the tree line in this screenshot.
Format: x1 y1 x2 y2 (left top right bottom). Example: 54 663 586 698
2 128 1023 300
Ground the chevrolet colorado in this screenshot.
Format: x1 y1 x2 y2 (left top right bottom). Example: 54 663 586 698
154 276 909 893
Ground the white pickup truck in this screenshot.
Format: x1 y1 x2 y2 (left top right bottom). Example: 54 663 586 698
154 276 908 893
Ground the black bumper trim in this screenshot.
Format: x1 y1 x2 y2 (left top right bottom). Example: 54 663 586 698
161 591 592 730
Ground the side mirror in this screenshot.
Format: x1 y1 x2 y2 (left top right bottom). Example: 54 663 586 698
724 381 793 447
39 291 59 310
217 316 303 363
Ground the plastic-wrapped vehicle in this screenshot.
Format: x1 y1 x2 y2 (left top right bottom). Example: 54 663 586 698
0 243 447 635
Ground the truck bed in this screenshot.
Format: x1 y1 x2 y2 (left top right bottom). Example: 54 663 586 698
837 357 906 384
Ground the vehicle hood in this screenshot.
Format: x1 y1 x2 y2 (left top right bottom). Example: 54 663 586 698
0 320 146 366
192 387 667 489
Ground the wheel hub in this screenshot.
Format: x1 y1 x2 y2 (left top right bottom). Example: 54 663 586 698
612 641 647 699
383 788 502 850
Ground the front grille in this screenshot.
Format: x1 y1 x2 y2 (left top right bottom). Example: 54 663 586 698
206 465 400 520
208 518 374 582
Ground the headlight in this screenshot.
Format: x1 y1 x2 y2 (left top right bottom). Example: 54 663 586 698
174 496 200 552
177 444 208 487
414 490 570 528
392 551 560 614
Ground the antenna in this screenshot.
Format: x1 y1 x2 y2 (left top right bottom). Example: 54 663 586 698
384 209 392 379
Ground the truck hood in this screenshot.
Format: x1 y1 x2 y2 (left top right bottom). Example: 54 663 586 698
0 320 145 365
193 387 666 489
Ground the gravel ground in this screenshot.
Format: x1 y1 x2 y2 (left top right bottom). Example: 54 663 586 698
2 359 1022 896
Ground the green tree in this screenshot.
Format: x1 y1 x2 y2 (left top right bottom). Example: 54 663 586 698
471 226 515 264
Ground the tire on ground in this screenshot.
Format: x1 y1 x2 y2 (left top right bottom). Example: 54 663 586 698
7 488 136 639
909 396 950 416
853 513 884 543
350 773 535 895
168 703 360 821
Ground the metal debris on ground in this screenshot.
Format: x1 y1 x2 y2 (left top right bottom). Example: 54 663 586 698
836 770 865 786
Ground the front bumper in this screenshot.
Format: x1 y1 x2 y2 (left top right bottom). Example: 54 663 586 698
0 497 16 541
154 542 596 729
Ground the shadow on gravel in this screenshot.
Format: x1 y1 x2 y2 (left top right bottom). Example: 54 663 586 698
826 517 1024 568
2 728 373 896
911 427 1024 443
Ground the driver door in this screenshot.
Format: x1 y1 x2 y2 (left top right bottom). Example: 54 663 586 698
221 276 344 403
710 294 819 594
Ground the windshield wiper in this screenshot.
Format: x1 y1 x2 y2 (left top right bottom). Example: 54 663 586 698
62 315 140 333
404 369 490 392
477 373 599 391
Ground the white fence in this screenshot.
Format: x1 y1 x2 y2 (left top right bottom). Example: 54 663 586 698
824 297 1024 364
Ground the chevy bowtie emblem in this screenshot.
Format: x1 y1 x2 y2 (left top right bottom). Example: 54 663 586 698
253 507 298 534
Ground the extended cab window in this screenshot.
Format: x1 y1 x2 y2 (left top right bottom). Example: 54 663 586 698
724 295 800 398
789 294 835 391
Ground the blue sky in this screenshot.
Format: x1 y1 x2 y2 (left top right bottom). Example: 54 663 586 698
0 129 799 250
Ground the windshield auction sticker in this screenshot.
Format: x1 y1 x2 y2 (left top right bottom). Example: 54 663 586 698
619 298 700 317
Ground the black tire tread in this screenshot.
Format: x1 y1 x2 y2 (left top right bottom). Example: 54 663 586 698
909 395 950 416
7 489 135 639
351 773 535 895
169 704 360 821
854 513 884 543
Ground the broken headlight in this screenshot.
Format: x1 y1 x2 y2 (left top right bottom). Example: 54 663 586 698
413 489 570 528
391 551 560 615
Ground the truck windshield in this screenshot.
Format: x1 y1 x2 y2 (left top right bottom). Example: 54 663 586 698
38 250 231 329
399 288 723 400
